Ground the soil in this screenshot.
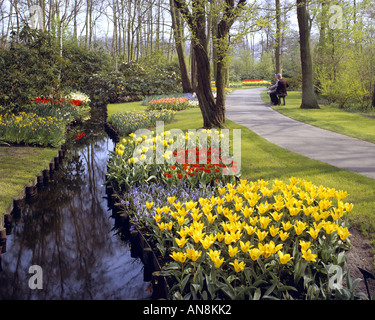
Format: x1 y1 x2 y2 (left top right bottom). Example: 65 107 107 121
345 227 375 299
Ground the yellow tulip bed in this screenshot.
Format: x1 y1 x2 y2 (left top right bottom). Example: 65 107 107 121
144 177 353 299
0 112 65 147
241 79 271 87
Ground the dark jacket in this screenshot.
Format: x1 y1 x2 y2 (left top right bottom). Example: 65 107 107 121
276 78 288 95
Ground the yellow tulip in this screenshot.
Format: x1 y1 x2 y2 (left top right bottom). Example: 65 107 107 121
234 202 243 212
206 213 217 223
154 213 162 223
191 210 203 221
256 229 268 241
208 249 224 268
288 206 301 217
218 186 226 195
294 220 307 235
185 200 198 210
191 229 206 243
269 225 279 237
229 259 246 272
185 248 202 262
278 251 293 264
270 211 283 221
228 245 240 257
175 237 188 248
335 190 348 201
177 228 189 238
258 242 272 258
224 232 235 245
337 227 351 241
174 201 183 210
240 240 253 253
301 249 317 262
249 216 258 226
307 227 320 240
299 240 311 251
282 221 293 231
200 237 213 249
243 224 256 236
216 232 225 242
146 202 154 209
178 207 188 217
279 230 289 241
170 251 186 263
258 201 272 214
249 248 262 261
162 206 170 214
167 196 176 204
177 216 187 226
331 207 344 221
344 202 354 212
259 216 272 229
323 222 336 235
157 222 166 231
241 206 254 218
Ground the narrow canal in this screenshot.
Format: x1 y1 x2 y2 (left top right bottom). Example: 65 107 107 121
0 104 152 300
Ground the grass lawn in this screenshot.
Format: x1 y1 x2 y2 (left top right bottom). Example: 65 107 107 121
261 91 375 143
108 100 375 244
0 146 57 225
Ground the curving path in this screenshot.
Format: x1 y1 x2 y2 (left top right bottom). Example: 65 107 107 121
225 87 375 179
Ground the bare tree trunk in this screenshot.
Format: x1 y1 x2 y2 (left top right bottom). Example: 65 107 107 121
275 0 281 74
170 0 192 93
113 0 118 70
296 0 319 109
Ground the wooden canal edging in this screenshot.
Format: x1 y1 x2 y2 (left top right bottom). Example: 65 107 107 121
0 143 67 259
105 182 170 300
104 120 170 299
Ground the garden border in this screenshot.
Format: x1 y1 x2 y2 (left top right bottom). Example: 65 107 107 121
103 120 170 300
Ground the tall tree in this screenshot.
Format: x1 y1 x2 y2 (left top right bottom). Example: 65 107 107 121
174 0 246 128
275 0 281 74
296 0 319 109
170 0 192 93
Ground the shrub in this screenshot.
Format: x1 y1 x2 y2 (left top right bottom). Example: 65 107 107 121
0 26 60 113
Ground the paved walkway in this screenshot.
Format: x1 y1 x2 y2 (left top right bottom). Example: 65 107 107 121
225 87 375 179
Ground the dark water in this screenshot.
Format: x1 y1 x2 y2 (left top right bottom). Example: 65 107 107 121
0 106 151 300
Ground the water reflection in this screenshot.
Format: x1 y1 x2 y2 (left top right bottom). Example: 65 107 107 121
0 107 151 300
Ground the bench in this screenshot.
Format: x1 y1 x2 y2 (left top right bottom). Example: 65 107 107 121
277 93 287 105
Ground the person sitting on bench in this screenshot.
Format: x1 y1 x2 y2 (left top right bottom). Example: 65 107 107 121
268 74 288 106
267 74 280 105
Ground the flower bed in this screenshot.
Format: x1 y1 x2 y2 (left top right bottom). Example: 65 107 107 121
108 110 176 137
107 129 238 191
144 177 353 300
30 92 91 123
242 79 271 87
106 121 357 299
148 97 198 111
0 112 65 147
0 91 91 147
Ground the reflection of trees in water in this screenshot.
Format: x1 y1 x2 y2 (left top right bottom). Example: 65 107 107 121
0 107 151 299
